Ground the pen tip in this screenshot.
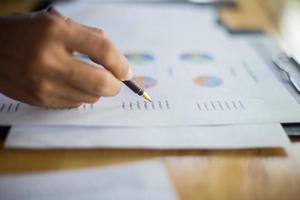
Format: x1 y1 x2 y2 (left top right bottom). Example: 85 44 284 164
142 92 152 102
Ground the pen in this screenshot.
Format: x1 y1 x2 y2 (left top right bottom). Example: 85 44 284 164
123 80 152 102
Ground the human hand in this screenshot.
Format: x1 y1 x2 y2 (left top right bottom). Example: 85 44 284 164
0 8 131 108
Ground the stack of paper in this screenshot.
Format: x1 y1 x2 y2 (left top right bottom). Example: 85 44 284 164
1 2 299 149
5 124 290 149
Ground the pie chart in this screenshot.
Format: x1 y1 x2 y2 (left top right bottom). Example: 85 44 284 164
125 53 155 65
180 52 213 63
193 76 223 87
133 76 157 89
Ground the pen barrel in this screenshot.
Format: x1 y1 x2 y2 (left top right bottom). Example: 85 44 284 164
123 80 144 96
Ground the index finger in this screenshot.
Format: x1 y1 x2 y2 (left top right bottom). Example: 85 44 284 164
62 19 132 81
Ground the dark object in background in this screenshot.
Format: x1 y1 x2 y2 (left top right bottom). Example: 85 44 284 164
0 127 10 141
32 0 57 11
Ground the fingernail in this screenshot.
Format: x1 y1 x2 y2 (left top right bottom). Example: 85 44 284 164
125 67 133 80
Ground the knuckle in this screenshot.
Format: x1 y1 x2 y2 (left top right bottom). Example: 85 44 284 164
26 55 54 78
30 81 52 104
100 38 113 53
42 14 65 36
34 51 49 68
24 64 43 85
94 28 107 38
34 81 50 95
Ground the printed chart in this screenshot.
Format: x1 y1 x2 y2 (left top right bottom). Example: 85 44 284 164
133 76 158 89
180 52 214 64
193 75 223 87
125 53 155 65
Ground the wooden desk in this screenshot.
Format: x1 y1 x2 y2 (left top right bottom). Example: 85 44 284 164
0 1 300 199
1 136 300 199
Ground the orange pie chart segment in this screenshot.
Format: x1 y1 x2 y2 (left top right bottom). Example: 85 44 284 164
193 76 223 87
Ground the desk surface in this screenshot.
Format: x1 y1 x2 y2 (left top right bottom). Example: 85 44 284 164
1 137 300 200
1 1 300 200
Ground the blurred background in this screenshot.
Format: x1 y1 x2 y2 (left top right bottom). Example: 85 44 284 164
0 0 299 62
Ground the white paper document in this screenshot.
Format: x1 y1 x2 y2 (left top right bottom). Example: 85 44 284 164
5 124 290 149
0 160 177 200
0 3 299 127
